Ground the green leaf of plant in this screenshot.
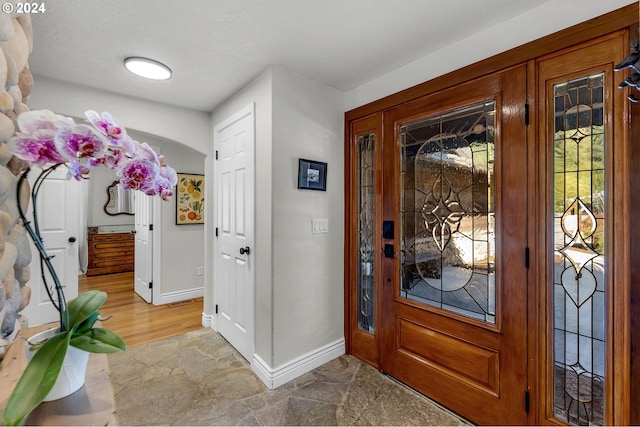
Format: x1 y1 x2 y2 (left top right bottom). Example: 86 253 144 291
70 328 126 353
2 331 71 426
74 311 100 335
65 290 106 330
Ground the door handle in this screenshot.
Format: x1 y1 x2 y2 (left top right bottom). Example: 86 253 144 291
382 244 396 258
68 236 77 243
240 246 251 255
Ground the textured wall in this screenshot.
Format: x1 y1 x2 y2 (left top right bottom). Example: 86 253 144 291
0 10 35 358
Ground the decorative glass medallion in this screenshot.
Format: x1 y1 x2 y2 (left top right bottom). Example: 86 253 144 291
399 100 496 323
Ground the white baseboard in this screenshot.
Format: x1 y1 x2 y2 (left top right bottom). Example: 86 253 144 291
202 312 216 329
251 338 345 389
153 287 203 306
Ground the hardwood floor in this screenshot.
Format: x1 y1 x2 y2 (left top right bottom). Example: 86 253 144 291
78 272 204 348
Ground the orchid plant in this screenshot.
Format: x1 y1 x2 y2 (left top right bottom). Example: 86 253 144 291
1 109 177 425
9 109 176 198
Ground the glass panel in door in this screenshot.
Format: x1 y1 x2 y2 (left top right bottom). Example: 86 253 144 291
552 73 606 426
399 100 496 323
358 133 375 333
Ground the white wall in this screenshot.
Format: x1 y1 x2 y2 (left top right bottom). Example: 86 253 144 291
271 67 345 366
345 0 636 110
209 66 345 377
28 76 211 154
29 77 208 301
127 130 206 296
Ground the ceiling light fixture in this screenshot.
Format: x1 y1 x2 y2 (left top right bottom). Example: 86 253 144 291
124 57 172 80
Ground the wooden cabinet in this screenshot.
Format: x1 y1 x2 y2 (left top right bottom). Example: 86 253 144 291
86 228 134 276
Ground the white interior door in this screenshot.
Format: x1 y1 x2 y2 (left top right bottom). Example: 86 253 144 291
20 166 79 327
134 191 153 303
214 104 255 361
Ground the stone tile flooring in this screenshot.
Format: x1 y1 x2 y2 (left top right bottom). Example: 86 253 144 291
108 328 468 426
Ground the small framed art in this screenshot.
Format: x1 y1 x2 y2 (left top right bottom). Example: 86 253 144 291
176 173 204 224
297 158 327 191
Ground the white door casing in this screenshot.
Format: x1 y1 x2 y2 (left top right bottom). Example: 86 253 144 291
20 166 79 327
134 191 153 303
214 103 255 361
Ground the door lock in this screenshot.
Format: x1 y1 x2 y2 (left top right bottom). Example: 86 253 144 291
240 246 251 255
382 244 396 258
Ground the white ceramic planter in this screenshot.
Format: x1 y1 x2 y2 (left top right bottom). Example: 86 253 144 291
26 328 90 401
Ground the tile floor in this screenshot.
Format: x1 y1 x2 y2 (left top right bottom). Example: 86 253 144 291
108 328 469 426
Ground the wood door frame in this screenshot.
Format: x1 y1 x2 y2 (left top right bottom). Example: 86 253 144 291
533 31 631 425
344 4 638 425
344 113 383 368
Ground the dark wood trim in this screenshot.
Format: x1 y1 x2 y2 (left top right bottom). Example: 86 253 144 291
345 3 638 122
611 28 632 427
343 106 351 355
630 25 640 425
526 58 539 426
379 103 398 376
630 64 640 427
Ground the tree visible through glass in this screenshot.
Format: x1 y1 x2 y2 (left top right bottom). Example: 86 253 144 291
552 73 606 426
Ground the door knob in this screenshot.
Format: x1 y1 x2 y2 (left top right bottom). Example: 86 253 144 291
68 236 77 243
240 246 251 255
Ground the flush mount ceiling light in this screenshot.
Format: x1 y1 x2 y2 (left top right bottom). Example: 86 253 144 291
124 57 172 80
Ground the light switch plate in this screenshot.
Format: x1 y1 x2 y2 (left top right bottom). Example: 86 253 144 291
312 218 329 234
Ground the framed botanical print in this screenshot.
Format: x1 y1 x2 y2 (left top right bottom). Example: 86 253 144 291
176 173 204 224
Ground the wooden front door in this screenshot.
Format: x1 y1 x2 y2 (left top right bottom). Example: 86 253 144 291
379 66 528 424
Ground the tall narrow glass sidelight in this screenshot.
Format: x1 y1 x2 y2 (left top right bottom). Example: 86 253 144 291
357 133 375 333
552 73 606 426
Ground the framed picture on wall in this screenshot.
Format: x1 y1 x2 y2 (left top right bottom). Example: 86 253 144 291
176 173 204 224
297 158 327 191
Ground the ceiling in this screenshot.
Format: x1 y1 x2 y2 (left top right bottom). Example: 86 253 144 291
28 0 553 113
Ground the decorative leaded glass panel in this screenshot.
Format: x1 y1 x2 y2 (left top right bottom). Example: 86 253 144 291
358 133 375 333
399 100 496 324
552 73 606 426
